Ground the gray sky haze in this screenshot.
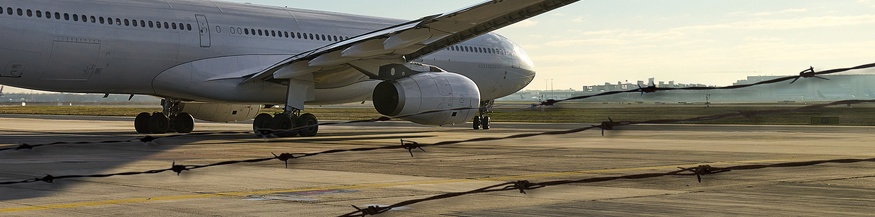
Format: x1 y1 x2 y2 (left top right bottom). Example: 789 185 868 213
229 0 875 90
5 0 875 93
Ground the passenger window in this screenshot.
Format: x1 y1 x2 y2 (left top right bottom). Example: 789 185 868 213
140 20 145 27
244 28 249 35
124 19 129 26
36 10 41 18
156 21 161 28
132 19 138 27
81 15 86 22
115 18 121 25
171 22 177 29
163 22 168 29
297 32 302 38
17 8 22 16
73 14 79 21
26 9 31 17
309 33 314 40
99 17 104 24
148 21 153 28
271 30 276 37
55 12 60 20
284 31 289 38
187 24 192 31
6 7 11 15
333 35 339 41
46 11 51 19
321 34 326 41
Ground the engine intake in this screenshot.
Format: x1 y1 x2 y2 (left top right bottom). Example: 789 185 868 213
373 72 480 126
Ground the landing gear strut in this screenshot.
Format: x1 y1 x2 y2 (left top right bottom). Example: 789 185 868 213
252 108 319 137
134 99 194 134
473 100 493 130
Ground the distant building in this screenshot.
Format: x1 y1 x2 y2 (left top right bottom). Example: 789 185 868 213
505 74 875 103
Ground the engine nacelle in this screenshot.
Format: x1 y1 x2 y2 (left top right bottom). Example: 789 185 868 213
180 103 261 123
373 72 481 126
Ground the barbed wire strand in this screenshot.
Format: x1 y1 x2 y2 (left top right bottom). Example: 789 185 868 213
2 99 874 186
339 156 875 216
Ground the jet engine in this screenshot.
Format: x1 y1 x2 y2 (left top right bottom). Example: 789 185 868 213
180 103 261 122
373 72 480 126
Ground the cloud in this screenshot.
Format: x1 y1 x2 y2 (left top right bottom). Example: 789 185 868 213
509 19 538 28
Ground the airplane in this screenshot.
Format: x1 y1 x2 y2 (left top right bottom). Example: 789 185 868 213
0 0 578 137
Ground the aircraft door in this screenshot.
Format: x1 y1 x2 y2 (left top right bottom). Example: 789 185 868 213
195 15 211 47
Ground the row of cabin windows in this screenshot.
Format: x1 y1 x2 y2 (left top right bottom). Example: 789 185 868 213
447 45 512 56
3 6 192 31
229 26 349 42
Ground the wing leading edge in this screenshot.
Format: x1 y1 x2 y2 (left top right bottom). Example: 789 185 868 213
243 0 580 83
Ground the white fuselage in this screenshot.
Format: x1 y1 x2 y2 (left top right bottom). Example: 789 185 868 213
0 0 536 105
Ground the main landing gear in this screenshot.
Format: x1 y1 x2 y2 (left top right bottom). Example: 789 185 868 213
134 99 194 134
252 109 319 137
473 100 493 130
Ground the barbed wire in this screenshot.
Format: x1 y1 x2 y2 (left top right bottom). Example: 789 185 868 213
1 63 874 215
2 99 873 186
4 63 873 152
339 156 875 216
539 63 875 106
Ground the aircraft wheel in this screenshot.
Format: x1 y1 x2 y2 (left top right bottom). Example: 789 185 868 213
172 113 195 133
473 116 481 130
135 112 151 134
148 112 170 134
270 114 298 137
297 113 319 137
481 116 491 130
253 113 273 132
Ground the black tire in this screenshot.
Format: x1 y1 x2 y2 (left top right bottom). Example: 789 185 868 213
297 113 319 137
135 112 151 134
148 113 170 134
253 113 272 132
482 116 491 130
172 113 195 133
270 114 298 137
473 116 481 130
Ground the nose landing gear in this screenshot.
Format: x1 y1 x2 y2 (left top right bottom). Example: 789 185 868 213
473 100 493 130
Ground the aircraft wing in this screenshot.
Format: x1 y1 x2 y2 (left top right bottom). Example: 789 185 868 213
243 0 579 83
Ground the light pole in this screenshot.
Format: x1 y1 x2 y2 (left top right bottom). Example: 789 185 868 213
545 79 554 99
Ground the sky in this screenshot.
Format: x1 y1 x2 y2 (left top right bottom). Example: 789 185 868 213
224 0 875 90
6 0 875 92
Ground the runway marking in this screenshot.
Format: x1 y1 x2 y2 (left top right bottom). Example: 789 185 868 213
0 157 820 213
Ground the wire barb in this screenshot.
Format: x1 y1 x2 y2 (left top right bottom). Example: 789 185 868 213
400 139 425 157
593 117 619 136
502 180 545 194
37 174 55 183
170 161 188 175
272 152 297 168
791 66 830 84
673 165 731 183
15 143 35 150
349 204 390 216
139 136 158 143
637 83 658 95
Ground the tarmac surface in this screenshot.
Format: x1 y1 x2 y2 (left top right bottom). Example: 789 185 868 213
2 114 875 216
